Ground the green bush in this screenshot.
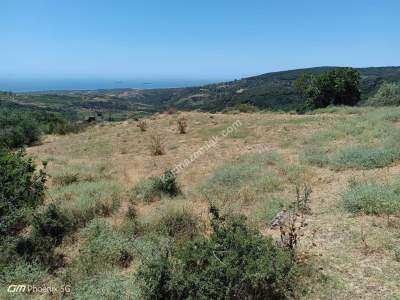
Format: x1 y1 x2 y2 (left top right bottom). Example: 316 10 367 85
76 219 134 275
131 169 181 203
0 150 47 237
146 207 200 240
0 109 42 149
13 204 72 267
137 209 298 299
32 203 72 245
343 182 400 215
368 82 400 106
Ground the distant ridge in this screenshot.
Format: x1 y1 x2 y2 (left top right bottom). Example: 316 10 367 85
3 66 400 113
105 66 400 111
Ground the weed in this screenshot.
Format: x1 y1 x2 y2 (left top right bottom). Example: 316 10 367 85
177 116 188 134
137 119 148 132
149 134 165 155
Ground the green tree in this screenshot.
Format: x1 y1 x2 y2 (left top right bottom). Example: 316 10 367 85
295 68 361 109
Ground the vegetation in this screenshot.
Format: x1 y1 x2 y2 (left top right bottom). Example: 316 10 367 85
177 116 188 134
0 106 86 149
0 150 47 237
3 66 400 116
295 68 361 110
137 207 299 300
0 109 42 149
137 119 148 132
343 182 400 216
303 108 400 169
3 102 400 298
368 82 400 106
131 169 181 203
149 134 165 155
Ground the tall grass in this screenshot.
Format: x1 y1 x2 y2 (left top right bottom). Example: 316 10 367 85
55 180 124 226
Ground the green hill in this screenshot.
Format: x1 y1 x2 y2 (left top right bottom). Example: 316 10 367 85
2 66 400 115
97 66 400 112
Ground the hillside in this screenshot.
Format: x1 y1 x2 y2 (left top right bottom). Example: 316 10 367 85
2 67 400 117
64 66 400 112
5 107 398 299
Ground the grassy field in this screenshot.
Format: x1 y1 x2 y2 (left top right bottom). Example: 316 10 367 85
4 107 400 299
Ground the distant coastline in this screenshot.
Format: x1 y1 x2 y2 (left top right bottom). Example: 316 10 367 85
0 78 224 93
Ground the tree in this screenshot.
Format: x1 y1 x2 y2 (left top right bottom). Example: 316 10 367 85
295 68 361 110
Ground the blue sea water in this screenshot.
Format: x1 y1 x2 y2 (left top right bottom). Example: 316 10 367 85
0 78 223 93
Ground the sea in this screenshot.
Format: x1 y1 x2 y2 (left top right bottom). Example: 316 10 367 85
0 78 223 93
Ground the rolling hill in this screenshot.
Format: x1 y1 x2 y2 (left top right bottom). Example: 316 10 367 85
2 66 400 116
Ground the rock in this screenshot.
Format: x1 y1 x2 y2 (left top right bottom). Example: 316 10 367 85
271 210 288 228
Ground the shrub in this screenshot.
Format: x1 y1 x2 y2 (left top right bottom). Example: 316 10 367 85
147 207 200 240
137 208 298 299
56 180 123 226
151 169 181 197
32 203 72 245
0 109 42 149
137 119 148 132
149 134 165 155
16 204 71 267
0 150 47 237
177 116 188 134
76 219 134 275
343 182 400 216
131 170 181 203
368 82 400 106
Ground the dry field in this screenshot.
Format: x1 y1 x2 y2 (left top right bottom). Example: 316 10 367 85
21 107 400 299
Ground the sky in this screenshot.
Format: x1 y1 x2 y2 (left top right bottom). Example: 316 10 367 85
1 0 399 81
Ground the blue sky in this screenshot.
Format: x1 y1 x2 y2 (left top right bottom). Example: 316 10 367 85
1 0 399 80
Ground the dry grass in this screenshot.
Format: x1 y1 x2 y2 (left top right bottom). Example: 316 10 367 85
149 134 165 155
137 119 148 132
177 116 188 134
25 108 400 299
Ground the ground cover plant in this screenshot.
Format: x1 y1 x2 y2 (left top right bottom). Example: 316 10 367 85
2 107 400 299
